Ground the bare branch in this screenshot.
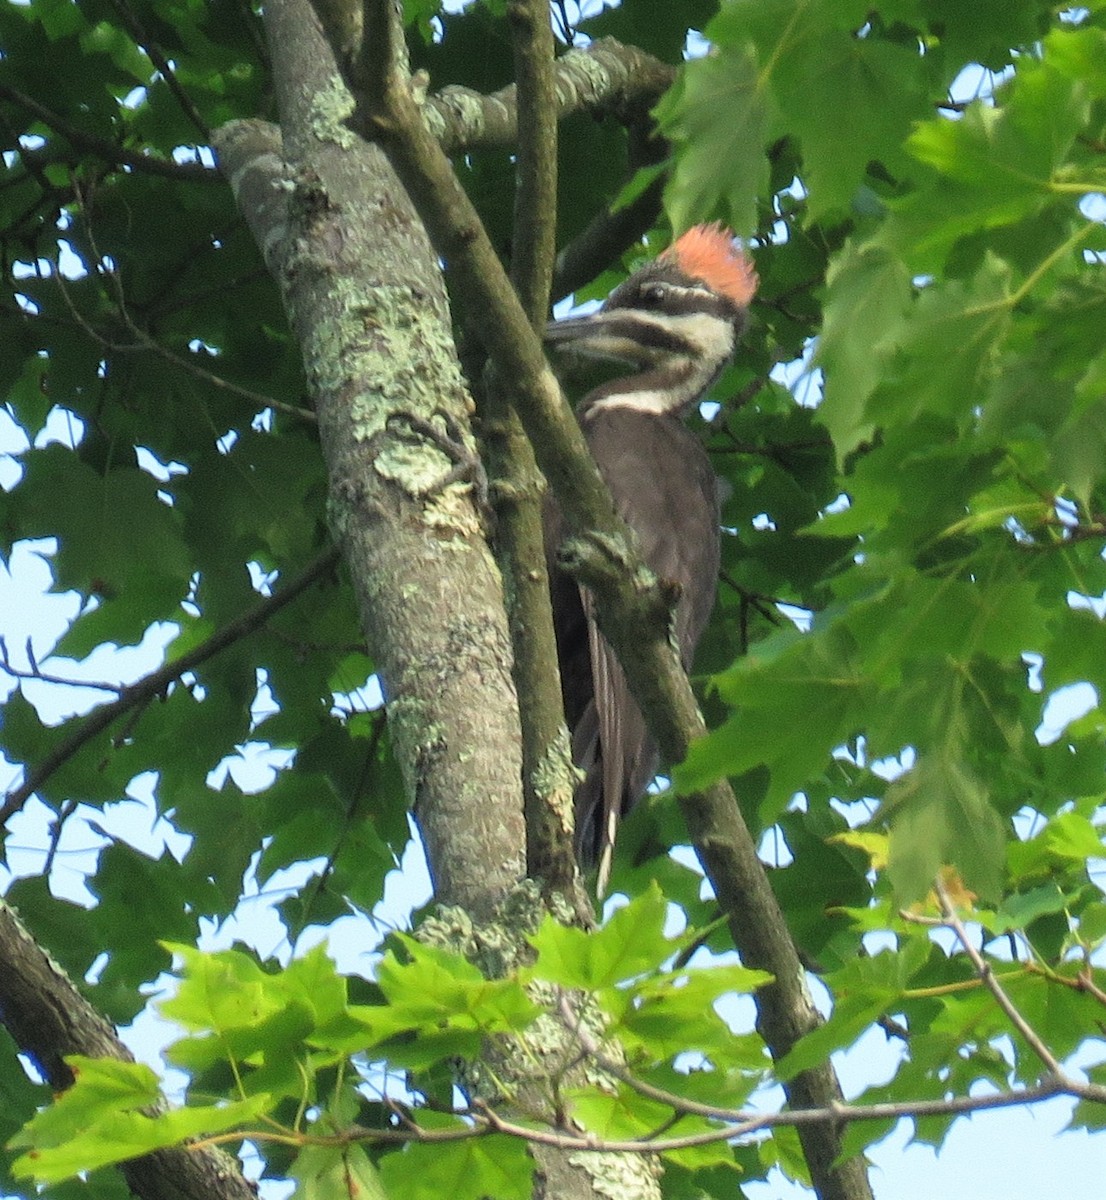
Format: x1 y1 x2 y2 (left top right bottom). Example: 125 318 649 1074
550 170 664 301
934 877 1063 1077
0 639 121 694
550 118 668 301
318 1077 1088 1156
490 0 580 887
149 339 317 421
0 546 340 824
106 0 212 140
471 1080 1075 1153
420 39 676 156
48 241 315 423
0 82 215 183
508 0 558 322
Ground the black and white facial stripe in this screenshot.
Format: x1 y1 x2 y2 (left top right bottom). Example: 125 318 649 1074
545 264 745 416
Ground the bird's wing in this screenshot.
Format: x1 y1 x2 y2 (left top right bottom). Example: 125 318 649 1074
584 588 656 895
585 591 623 895
581 411 720 887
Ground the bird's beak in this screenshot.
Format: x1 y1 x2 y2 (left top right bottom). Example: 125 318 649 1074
544 310 661 367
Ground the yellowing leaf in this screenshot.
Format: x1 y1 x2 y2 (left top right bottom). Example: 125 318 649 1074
829 830 889 872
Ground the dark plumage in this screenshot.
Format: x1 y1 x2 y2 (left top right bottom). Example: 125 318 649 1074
545 225 758 891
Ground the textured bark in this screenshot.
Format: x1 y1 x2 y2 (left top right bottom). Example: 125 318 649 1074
215 0 527 916
0 901 257 1200
420 38 675 156
217 8 640 1200
419 885 662 1200
499 0 580 890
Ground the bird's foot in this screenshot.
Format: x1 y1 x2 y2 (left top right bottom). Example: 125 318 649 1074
386 409 494 530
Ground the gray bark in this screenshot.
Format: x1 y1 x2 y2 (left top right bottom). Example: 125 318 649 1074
216 7 651 1200
215 0 527 916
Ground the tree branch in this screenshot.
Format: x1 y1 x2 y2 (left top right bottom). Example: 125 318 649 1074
47 246 315 423
550 167 664 301
508 0 558 321
420 38 676 156
105 0 212 140
205 1071 1104 1157
550 118 667 301
0 546 340 825
934 878 1064 1077
492 0 579 888
0 82 215 183
223 0 528 916
471 1078 1078 1152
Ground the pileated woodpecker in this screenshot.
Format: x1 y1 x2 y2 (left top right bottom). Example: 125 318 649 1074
545 224 757 890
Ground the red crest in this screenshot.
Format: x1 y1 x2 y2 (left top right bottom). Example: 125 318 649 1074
662 223 758 308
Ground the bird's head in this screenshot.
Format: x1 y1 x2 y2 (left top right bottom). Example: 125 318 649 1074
545 224 757 415
547 225 758 361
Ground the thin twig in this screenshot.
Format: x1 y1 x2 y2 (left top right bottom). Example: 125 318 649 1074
0 82 215 182
140 335 318 423
1076 962 1106 1009
106 0 211 140
42 797 81 877
933 876 1064 1076
549 115 668 301
469 1080 1076 1153
49 244 315 423
1 546 341 825
289 708 389 938
199 1069 1106 1158
0 638 122 694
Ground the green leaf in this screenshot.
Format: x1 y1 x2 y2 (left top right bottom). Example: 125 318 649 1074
888 55 1089 267
1006 811 1106 882
617 964 772 1062
773 27 927 220
310 938 541 1068
657 41 771 235
9 1056 268 1184
883 755 1006 904
378 1136 533 1200
990 884 1070 933
291 1143 389 1200
569 1084 737 1169
815 239 913 456
7 447 190 649
679 621 872 818
160 944 278 1033
529 885 675 990
778 938 930 1079
378 936 541 1034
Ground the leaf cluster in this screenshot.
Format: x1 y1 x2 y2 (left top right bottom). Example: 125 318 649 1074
10 890 771 1195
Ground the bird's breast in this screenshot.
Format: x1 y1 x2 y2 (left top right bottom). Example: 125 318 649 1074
580 407 721 657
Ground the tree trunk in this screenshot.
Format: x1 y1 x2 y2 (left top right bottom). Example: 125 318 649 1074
222 0 529 917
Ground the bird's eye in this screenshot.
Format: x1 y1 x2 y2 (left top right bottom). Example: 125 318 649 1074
640 284 667 307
